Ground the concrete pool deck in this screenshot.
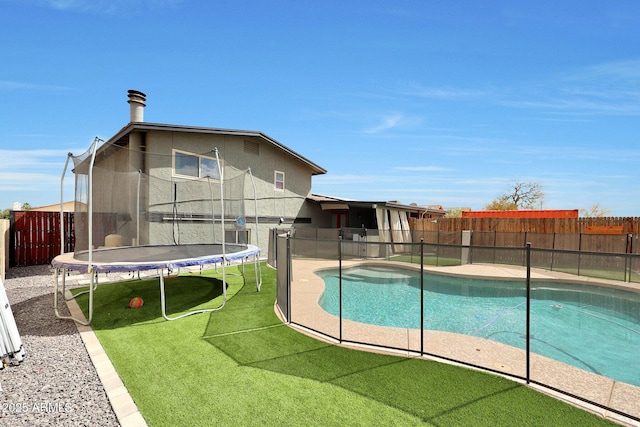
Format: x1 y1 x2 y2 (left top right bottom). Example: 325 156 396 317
286 258 640 427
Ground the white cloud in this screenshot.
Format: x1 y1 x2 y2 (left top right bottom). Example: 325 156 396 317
397 83 487 100
314 174 385 185
364 113 404 134
0 149 72 208
0 149 73 170
0 149 78 208
17 0 184 14
0 80 71 91
394 60 640 117
363 113 423 134
0 171 58 187
584 60 640 82
393 166 452 172
504 60 640 116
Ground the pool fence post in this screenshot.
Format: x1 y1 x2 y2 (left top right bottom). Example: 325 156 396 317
339 234 343 343
578 232 582 276
551 232 556 271
286 231 292 324
526 242 531 384
625 234 632 282
420 239 424 356
492 231 497 265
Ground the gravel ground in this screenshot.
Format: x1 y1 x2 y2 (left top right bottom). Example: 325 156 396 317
0 265 119 427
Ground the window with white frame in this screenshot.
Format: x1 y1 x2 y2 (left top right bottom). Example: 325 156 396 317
274 170 285 191
173 150 220 179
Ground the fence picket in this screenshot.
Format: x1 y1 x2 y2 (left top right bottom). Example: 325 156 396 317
426 216 640 234
10 211 74 267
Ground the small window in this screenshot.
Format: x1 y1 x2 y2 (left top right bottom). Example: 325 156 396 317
200 157 219 179
174 152 199 177
173 150 220 179
275 171 285 191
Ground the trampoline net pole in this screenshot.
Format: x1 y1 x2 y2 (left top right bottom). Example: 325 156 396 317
247 167 262 290
215 147 227 301
59 153 72 255
87 137 100 273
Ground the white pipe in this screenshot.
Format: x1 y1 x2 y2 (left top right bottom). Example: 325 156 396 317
87 137 100 272
247 167 262 290
207 176 215 242
136 170 141 246
59 153 72 254
247 167 259 249
214 147 227 301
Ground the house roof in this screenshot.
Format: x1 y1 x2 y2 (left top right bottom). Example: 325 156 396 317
30 201 78 212
309 194 448 215
104 122 327 176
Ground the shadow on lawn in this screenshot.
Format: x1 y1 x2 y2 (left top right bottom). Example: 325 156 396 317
202 278 532 425
73 275 226 329
203 316 530 424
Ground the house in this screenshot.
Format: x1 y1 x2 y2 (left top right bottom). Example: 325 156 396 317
80 90 326 256
78 90 446 257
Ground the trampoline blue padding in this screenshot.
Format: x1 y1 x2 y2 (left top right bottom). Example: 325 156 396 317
52 243 260 272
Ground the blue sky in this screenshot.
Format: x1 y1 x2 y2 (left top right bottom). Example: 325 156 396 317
2 0 640 215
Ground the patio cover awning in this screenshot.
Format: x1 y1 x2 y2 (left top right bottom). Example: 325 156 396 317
320 203 350 210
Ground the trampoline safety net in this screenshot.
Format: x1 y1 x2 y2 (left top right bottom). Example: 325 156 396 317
68 138 254 255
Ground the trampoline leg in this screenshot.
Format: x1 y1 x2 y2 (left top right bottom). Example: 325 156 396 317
159 271 226 321
159 273 169 320
254 256 262 292
54 268 93 325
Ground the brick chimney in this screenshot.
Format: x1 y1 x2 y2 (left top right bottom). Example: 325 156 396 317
127 90 146 122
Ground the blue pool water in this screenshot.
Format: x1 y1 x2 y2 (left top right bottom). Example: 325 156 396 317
317 265 640 387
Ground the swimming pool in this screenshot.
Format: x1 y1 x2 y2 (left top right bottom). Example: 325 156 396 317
317 265 640 387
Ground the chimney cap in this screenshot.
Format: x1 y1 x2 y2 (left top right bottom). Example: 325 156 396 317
127 89 146 106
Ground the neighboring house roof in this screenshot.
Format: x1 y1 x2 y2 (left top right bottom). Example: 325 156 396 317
104 122 327 176
462 209 579 219
29 201 79 212
308 194 448 216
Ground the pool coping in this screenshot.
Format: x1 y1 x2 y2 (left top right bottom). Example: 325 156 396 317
286 258 640 427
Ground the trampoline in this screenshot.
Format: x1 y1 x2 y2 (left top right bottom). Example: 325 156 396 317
53 137 264 325
53 243 261 324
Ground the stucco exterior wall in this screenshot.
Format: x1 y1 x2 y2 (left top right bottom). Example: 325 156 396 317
137 130 317 256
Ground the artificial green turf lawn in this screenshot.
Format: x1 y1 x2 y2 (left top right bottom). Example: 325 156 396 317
72 264 618 426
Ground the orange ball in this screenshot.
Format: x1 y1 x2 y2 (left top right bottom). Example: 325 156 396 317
129 297 144 309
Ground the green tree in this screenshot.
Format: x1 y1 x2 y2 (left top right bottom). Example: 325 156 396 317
485 181 544 210
0 202 31 218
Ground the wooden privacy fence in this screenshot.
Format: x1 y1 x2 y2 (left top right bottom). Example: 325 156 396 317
414 216 640 234
413 217 640 254
10 211 74 267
